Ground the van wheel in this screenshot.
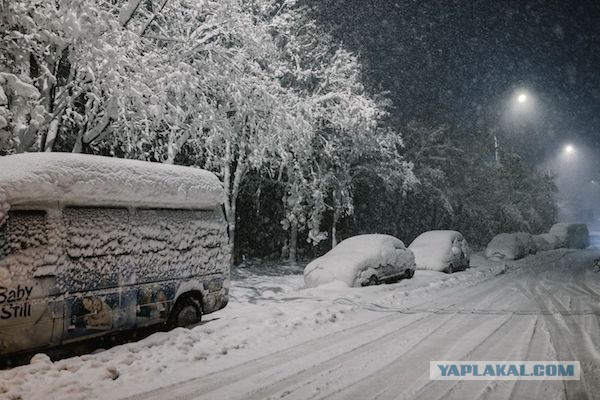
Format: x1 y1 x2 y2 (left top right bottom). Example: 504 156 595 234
168 296 202 329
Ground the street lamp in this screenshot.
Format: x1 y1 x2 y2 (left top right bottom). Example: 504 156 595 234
564 144 575 154
494 89 532 165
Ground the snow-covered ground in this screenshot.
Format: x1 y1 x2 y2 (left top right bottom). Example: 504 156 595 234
2 249 600 400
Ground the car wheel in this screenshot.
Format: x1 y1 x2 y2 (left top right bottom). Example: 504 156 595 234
445 264 454 274
406 269 415 279
167 296 202 329
362 275 379 286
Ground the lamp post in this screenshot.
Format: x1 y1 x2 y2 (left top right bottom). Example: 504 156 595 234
494 90 531 166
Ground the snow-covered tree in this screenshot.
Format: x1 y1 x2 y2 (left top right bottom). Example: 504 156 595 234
0 0 168 153
264 1 414 260
90 0 314 259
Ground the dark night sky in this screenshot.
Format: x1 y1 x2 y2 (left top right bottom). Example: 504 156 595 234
308 0 600 166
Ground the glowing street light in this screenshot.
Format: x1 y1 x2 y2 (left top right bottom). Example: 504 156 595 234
564 144 575 154
494 88 534 165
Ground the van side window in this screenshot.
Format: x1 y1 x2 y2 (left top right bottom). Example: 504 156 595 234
63 207 131 258
0 220 7 259
131 209 227 282
5 210 48 255
62 207 130 291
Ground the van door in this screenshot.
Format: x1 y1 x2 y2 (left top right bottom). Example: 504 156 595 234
117 255 137 331
130 209 181 328
60 207 132 342
0 209 63 355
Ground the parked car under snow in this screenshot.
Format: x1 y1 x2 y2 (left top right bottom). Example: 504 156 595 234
485 232 535 261
303 234 416 288
549 223 589 249
408 230 470 273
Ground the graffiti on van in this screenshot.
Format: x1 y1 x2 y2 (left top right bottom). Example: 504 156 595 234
68 295 116 335
0 285 34 320
137 287 170 320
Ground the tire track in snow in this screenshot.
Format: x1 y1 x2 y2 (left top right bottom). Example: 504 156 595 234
410 293 540 400
314 281 522 400
225 312 455 400
120 311 415 400
242 279 522 400
322 315 514 400
514 253 600 400
124 263 515 400
122 250 600 400
506 317 564 400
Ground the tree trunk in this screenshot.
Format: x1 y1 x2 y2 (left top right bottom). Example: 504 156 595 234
222 139 246 266
331 189 340 249
288 219 298 264
227 202 236 266
223 150 235 266
44 118 59 152
331 209 339 249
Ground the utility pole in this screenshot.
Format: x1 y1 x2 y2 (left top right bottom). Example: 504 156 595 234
494 132 500 166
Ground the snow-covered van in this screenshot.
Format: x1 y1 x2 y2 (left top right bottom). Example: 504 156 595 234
0 153 230 357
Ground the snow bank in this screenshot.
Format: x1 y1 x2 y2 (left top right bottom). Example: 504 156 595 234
408 230 470 272
549 223 589 249
303 234 414 288
0 153 225 222
485 232 534 261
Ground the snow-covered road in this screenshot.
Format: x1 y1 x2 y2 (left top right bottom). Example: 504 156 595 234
2 249 600 400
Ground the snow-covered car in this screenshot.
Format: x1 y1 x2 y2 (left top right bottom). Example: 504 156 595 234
303 234 416 288
532 233 560 252
549 223 589 249
485 232 535 260
408 230 470 273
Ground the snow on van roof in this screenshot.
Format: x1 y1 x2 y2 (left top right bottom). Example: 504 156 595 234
0 153 225 219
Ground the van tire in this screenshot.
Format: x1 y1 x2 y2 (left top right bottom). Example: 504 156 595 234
167 296 202 329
